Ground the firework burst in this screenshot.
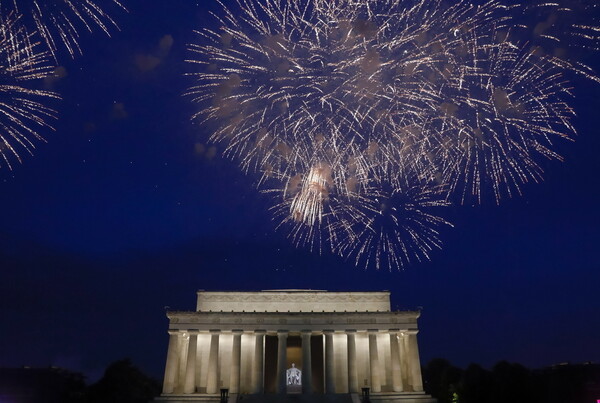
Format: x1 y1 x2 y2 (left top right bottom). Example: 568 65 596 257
268 169 452 270
0 0 126 58
0 14 60 169
428 40 577 203
337 182 452 271
516 0 600 82
187 0 598 269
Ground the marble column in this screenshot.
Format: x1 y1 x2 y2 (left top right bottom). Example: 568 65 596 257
324 330 335 394
183 330 199 394
206 330 220 394
301 330 313 394
368 330 381 393
230 330 243 394
346 330 358 394
399 332 409 389
176 335 189 394
163 330 181 394
389 330 403 392
276 330 288 394
406 330 424 392
252 330 266 394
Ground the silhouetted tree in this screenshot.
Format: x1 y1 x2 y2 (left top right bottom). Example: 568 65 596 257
85 359 160 403
538 363 600 403
423 359 599 403
424 358 463 403
488 361 540 403
0 367 86 403
459 363 492 403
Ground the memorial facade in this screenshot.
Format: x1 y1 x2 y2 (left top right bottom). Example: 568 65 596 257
156 290 436 402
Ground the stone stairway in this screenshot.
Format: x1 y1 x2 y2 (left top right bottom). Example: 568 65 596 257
156 392 435 403
236 393 355 403
155 394 221 402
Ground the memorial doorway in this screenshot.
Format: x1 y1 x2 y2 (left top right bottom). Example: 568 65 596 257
286 336 301 393
263 334 324 394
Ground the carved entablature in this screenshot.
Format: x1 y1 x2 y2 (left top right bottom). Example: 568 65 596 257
196 290 391 312
165 310 420 333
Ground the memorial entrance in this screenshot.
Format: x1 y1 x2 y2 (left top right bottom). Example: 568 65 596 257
155 290 436 403
264 333 324 394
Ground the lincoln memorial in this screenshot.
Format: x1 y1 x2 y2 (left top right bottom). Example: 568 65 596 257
156 290 436 402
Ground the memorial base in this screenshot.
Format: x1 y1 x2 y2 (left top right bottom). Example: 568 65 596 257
155 392 436 403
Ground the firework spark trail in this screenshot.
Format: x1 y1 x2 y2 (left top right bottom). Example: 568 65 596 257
428 39 578 204
267 169 452 271
0 0 127 58
515 0 600 82
337 183 453 272
0 13 60 169
187 0 599 269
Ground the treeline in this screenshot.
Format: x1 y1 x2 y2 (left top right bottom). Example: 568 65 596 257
423 358 600 403
0 359 161 403
4 357 598 403
85 359 161 403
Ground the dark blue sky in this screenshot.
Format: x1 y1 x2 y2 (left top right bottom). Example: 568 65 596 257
0 0 599 383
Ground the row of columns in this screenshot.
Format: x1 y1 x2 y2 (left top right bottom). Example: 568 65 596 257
163 329 249 395
163 328 423 395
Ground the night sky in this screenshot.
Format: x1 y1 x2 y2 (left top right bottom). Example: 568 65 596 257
0 0 599 383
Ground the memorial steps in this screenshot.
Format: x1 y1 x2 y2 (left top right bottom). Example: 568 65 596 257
236 392 354 403
156 392 437 403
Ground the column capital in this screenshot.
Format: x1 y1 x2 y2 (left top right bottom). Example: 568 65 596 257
345 329 357 334
367 329 379 334
254 329 267 335
388 329 400 335
187 330 200 336
209 329 221 334
301 329 313 335
277 330 289 336
404 329 419 335
167 329 180 336
323 329 335 335
231 329 244 335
